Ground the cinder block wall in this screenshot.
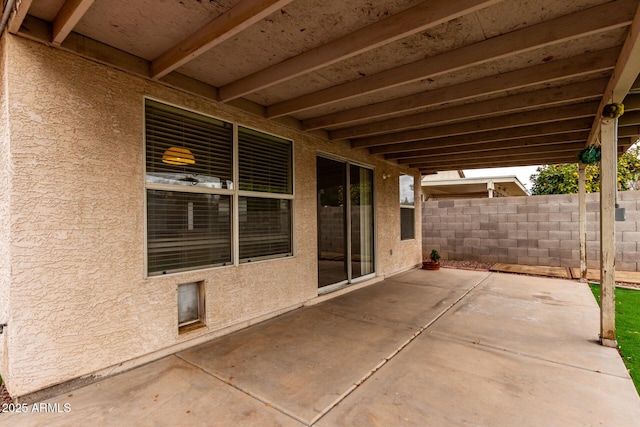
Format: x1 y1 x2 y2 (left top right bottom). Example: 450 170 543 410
422 191 640 271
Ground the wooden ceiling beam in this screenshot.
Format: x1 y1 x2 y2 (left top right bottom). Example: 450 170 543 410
419 158 576 173
358 100 600 150
303 48 619 131
415 139 634 171
266 0 637 118
619 125 640 137
398 142 587 165
52 0 95 45
219 0 501 102
151 0 295 79
390 132 588 161
331 78 607 140
7 0 34 34
618 137 635 150
632 74 640 92
414 154 580 170
619 110 640 126
621 93 640 110
619 138 639 152
586 0 640 147
358 118 593 150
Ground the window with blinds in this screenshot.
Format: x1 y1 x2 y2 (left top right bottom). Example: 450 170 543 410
238 127 293 263
144 99 294 275
400 207 415 240
145 100 234 189
400 174 415 240
238 127 292 194
239 197 292 261
146 190 232 274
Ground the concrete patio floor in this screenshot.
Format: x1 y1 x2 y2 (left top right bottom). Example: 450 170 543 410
2 269 639 426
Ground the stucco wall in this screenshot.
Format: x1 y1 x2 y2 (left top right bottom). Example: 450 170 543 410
0 33 11 381
423 191 640 271
2 35 421 397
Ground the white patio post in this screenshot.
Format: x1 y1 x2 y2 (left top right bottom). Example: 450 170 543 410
599 116 617 347
578 163 587 282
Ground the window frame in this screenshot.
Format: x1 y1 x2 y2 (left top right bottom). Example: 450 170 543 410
236 125 294 264
399 174 416 241
143 97 295 277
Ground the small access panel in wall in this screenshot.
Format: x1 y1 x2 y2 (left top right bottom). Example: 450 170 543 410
178 281 206 334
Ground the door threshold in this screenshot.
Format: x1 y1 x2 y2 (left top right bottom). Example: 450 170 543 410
309 275 384 305
318 280 350 295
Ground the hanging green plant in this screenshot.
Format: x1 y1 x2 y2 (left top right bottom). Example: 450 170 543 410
577 145 601 164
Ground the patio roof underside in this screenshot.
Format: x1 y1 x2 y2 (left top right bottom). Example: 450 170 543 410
8 0 640 173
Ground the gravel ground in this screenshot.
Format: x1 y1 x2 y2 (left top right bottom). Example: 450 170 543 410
441 259 494 271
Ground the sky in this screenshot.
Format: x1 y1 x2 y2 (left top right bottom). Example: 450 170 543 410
463 165 541 191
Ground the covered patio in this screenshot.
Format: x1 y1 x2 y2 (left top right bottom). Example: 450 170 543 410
3 268 638 426
1 0 640 400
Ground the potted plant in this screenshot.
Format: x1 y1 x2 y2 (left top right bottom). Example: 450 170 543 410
422 249 441 270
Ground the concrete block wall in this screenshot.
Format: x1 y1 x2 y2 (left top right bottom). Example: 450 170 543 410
422 191 640 271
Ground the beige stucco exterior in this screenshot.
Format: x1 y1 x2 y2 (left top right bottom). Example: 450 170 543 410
0 35 421 397
0 34 11 383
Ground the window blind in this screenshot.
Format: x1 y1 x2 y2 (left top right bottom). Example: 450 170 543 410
144 99 295 274
147 190 232 275
239 197 292 261
145 100 234 189
400 207 415 240
238 127 292 194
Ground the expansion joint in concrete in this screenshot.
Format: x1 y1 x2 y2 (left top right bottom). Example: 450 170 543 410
308 272 493 426
174 353 309 425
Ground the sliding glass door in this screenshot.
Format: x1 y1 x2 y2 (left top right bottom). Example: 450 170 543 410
317 156 374 290
350 166 374 280
317 157 348 287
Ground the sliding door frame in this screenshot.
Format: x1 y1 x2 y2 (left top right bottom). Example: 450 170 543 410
317 152 376 294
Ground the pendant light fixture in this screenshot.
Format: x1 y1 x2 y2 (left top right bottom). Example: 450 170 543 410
162 147 195 165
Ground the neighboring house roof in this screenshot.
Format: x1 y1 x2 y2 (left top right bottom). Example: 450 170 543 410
422 170 465 181
422 175 530 199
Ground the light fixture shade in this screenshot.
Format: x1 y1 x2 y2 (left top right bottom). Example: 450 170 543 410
162 147 195 165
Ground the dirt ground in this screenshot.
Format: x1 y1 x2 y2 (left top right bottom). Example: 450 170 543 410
0 381 11 406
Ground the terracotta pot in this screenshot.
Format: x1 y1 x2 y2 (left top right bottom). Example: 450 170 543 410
422 261 440 270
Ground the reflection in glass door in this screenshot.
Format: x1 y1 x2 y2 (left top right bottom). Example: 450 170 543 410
317 157 348 288
350 166 374 280
317 156 374 289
